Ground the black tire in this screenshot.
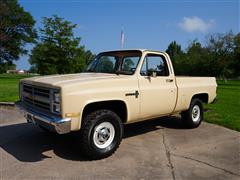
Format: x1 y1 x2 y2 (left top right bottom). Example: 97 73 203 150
181 98 203 128
80 109 123 159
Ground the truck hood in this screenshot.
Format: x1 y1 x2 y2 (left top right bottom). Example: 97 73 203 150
21 73 128 87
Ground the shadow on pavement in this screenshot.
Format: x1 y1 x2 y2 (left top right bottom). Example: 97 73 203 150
124 116 185 138
0 116 185 162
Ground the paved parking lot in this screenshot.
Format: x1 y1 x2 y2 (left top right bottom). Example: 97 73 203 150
0 107 239 180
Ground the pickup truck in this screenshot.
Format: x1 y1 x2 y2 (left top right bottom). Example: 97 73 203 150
17 49 217 159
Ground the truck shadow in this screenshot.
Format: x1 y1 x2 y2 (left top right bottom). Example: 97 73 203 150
124 116 184 138
0 116 185 162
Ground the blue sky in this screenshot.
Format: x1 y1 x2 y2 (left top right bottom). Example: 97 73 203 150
17 0 239 70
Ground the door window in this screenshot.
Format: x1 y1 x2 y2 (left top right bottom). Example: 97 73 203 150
140 54 169 76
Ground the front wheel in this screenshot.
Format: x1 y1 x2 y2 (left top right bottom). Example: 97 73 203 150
80 109 123 159
181 98 203 128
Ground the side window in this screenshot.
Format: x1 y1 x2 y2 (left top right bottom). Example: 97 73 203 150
140 54 169 76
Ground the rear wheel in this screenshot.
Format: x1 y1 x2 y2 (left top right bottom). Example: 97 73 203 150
80 109 123 159
181 98 203 128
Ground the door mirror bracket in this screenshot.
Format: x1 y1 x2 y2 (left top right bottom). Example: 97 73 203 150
148 70 157 78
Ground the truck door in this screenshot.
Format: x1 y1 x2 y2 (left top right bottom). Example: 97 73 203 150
138 53 177 119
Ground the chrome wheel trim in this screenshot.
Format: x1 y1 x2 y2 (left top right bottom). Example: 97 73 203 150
192 105 201 122
93 122 115 149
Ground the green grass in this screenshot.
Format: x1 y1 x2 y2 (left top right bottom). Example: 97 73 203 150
0 74 239 131
0 74 33 102
205 80 240 132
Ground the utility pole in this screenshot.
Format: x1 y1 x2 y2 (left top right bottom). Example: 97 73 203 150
121 26 124 49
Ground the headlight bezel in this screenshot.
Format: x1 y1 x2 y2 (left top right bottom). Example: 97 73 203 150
52 89 61 114
53 91 61 104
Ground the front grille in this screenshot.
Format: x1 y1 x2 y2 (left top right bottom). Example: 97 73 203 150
22 84 52 112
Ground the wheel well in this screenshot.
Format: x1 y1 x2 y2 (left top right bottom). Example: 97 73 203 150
192 93 209 103
82 100 128 123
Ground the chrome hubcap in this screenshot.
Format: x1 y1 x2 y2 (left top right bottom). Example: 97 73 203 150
93 122 115 149
192 105 200 122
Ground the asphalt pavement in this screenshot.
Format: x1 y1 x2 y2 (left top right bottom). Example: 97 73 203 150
0 107 239 180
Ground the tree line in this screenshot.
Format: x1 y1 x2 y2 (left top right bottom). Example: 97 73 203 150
0 0 239 78
166 32 240 78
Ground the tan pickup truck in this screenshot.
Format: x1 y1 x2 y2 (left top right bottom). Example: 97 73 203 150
17 49 217 159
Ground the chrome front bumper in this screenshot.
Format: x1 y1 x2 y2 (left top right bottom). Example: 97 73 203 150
15 101 71 134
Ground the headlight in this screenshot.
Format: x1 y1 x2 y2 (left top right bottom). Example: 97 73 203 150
52 90 61 114
53 92 60 104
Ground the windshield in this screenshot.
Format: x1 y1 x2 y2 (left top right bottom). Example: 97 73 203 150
86 51 142 75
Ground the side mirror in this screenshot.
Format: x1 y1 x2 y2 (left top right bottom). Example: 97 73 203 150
148 70 157 78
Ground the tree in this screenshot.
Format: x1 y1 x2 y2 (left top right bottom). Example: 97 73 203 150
185 40 212 76
29 15 94 75
166 41 186 75
233 33 240 77
0 62 16 74
0 0 36 65
84 50 95 66
206 31 236 78
166 41 183 58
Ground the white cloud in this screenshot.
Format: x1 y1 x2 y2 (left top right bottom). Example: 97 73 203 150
178 16 215 33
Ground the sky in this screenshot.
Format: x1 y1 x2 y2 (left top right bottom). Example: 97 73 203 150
17 0 239 70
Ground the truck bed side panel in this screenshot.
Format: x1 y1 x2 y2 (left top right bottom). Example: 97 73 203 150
174 77 217 112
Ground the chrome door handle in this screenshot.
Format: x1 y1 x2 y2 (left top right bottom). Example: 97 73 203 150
166 79 173 82
125 90 139 98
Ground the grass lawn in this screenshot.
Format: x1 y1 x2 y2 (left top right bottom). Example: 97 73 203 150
0 74 239 131
205 80 240 132
0 74 33 102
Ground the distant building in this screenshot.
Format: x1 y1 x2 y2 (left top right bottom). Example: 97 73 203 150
18 69 25 74
6 69 28 74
